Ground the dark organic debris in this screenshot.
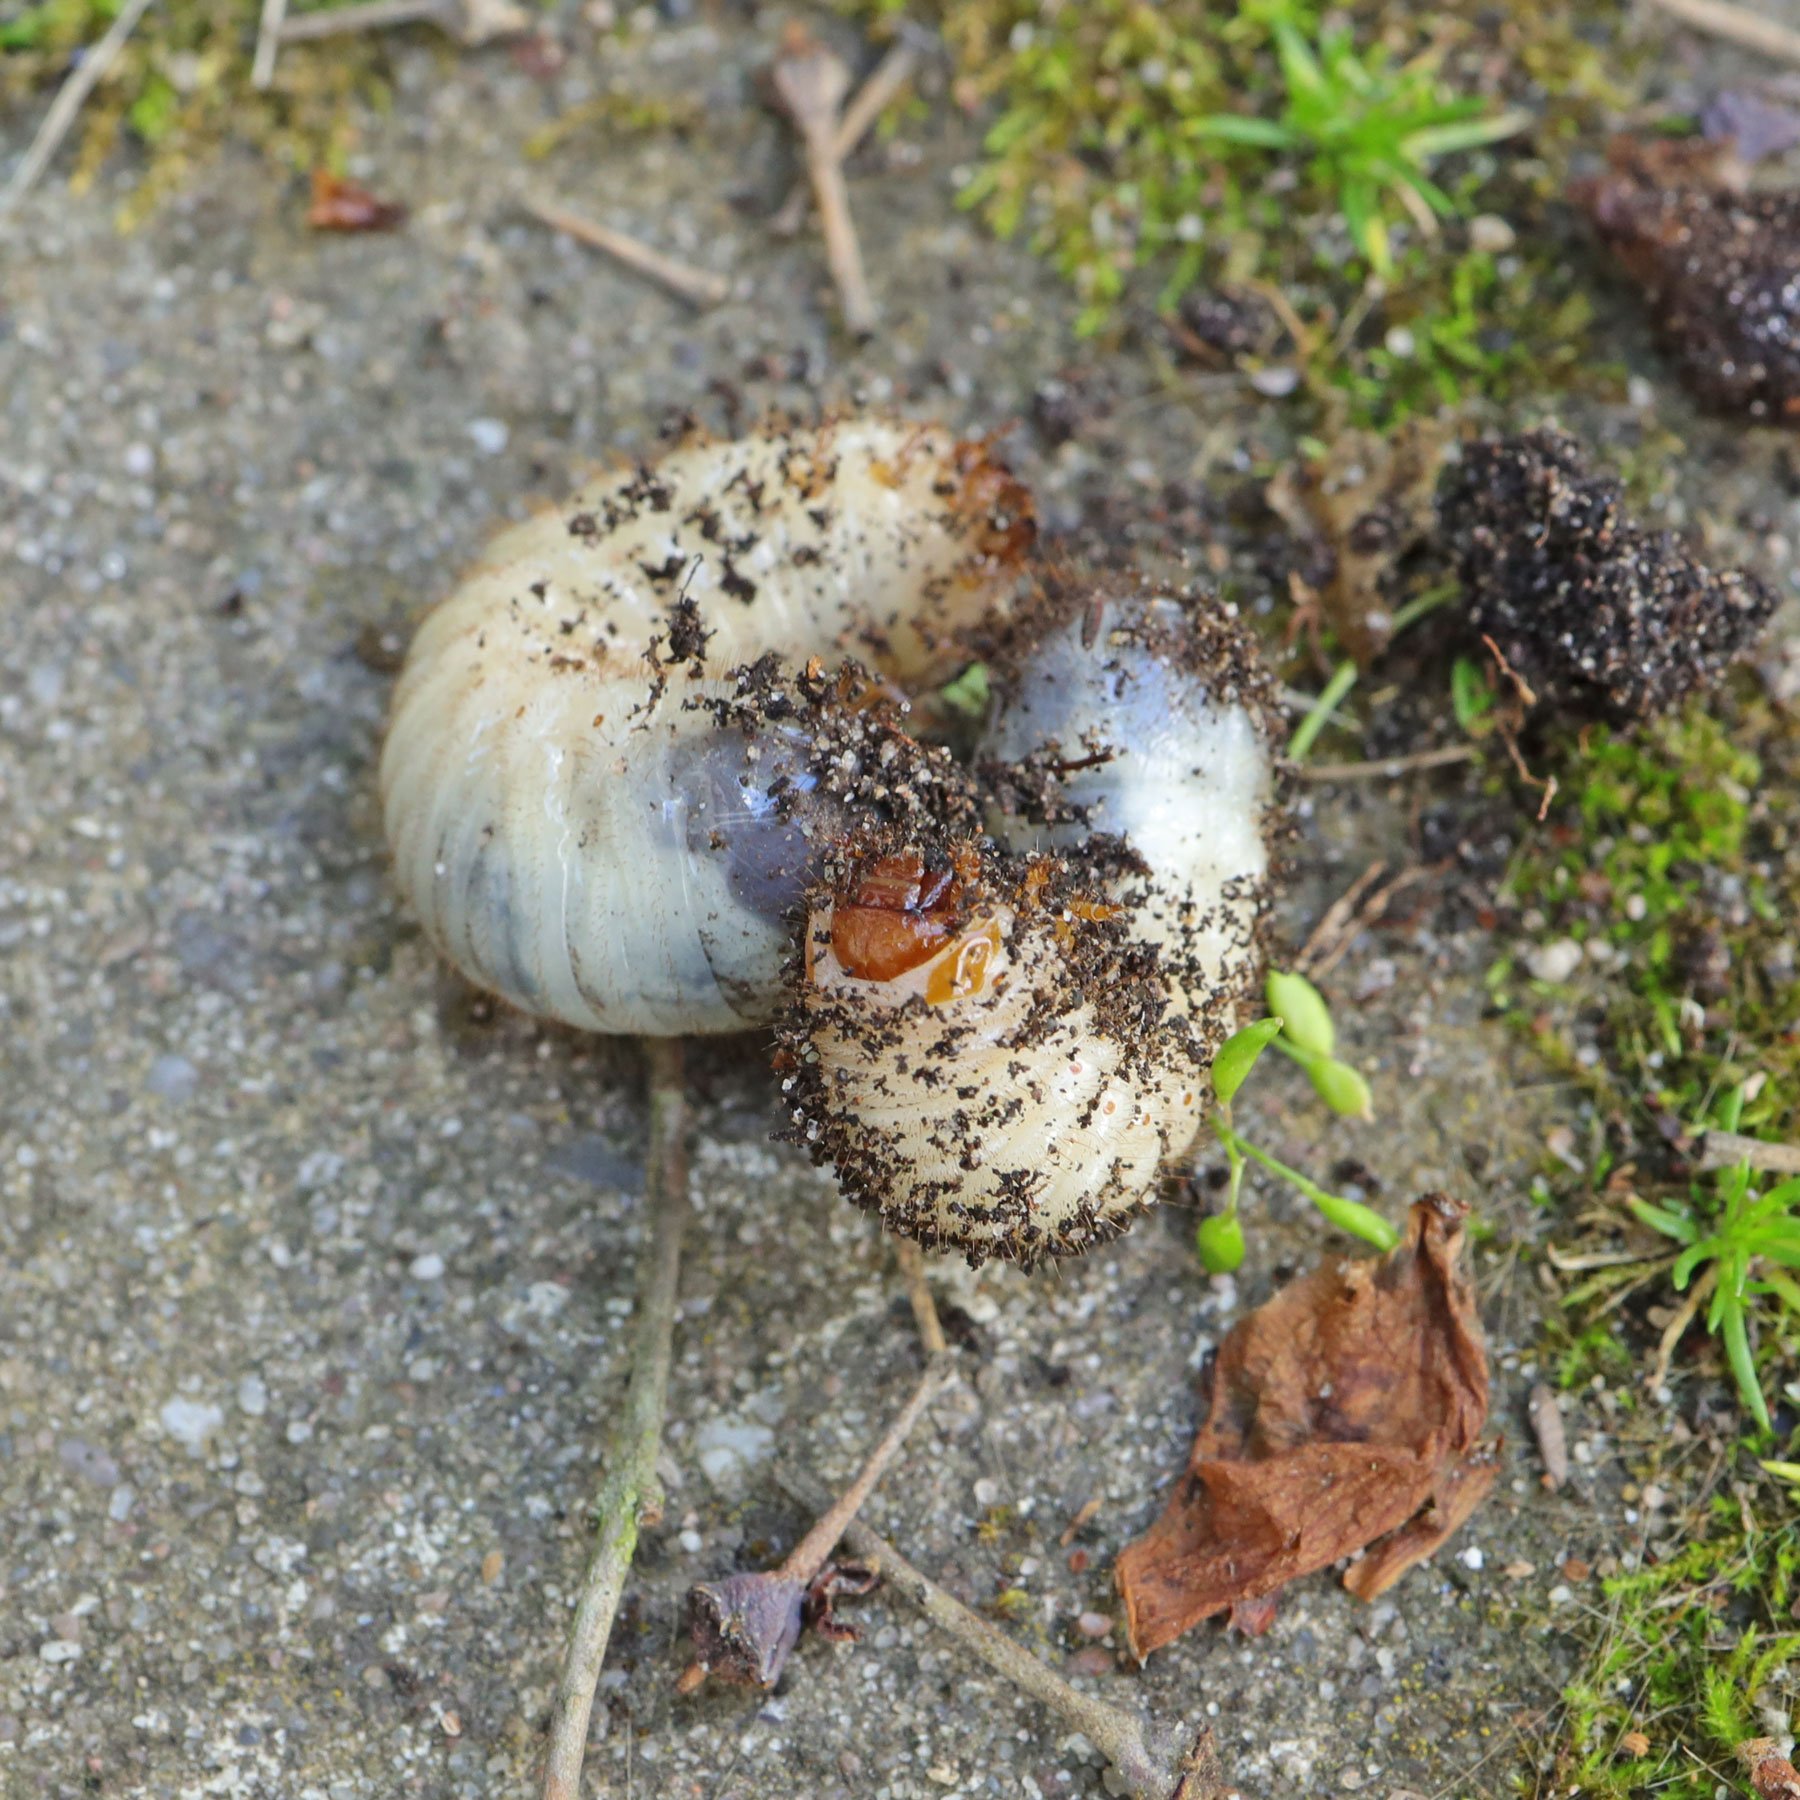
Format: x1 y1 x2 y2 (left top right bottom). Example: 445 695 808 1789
1575 135 1800 421
1115 1193 1495 1659
1266 419 1451 666
306 170 407 233
1439 427 1776 722
1166 287 1282 367
683 1560 877 1689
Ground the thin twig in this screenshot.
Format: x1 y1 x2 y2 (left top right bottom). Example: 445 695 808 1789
251 0 288 89
782 1476 1232 1800
1645 0 1800 65
835 40 918 160
1289 743 1477 782
281 0 439 38
1647 1264 1718 1394
540 1036 689 1800
522 195 731 308
277 0 528 42
768 38 917 234
1697 1130 1800 1175
2 0 157 212
896 1238 946 1357
772 26 876 335
1295 861 1387 974
1307 864 1439 979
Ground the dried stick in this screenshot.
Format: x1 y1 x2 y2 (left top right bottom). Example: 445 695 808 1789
522 194 731 308
836 40 919 160
1647 1263 1718 1394
1289 743 1476 781
896 1237 947 1357
1645 0 1800 65
277 0 528 44
1697 1129 1800 1175
771 40 918 236
252 0 289 89
540 1036 689 1800
772 26 876 334
682 1356 951 1689
1 0 156 212
782 1477 1232 1800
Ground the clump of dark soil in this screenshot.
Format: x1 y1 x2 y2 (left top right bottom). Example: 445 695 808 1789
1439 427 1776 722
1576 136 1800 422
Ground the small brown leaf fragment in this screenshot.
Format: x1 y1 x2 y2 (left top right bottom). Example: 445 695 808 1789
1740 1738 1800 1800
307 169 408 234
1115 1194 1495 1659
1619 1730 1650 1758
1265 420 1450 666
1529 1382 1568 1490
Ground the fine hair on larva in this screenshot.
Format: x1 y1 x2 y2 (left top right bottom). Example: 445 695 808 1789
380 415 1282 1265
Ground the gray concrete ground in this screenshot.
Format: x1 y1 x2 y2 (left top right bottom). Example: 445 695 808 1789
3 12 1797 1800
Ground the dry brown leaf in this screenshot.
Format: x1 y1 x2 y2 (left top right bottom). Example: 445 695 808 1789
307 170 408 234
1115 1193 1495 1659
1740 1739 1800 1800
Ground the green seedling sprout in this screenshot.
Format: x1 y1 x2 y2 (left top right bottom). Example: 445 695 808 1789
1199 969 1398 1272
1628 1084 1800 1435
1187 17 1529 275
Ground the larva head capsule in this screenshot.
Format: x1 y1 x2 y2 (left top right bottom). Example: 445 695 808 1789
780 838 1214 1268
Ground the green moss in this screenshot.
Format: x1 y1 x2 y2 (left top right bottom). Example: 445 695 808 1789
2 0 391 225
1553 1482 1800 1799
1497 704 1790 1131
521 90 702 163
846 0 1635 425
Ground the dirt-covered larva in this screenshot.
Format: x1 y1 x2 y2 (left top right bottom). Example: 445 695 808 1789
381 419 1283 1266
379 417 1032 1036
778 583 1282 1267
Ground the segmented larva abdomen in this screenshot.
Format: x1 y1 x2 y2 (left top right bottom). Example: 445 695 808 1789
378 418 1031 1036
781 588 1282 1267
785 848 1212 1267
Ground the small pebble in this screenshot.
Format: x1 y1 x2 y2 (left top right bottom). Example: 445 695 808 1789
1526 939 1583 985
467 418 510 457
1469 213 1516 253
159 1398 225 1453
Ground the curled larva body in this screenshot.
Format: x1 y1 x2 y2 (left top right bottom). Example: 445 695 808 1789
782 588 1281 1266
379 418 1031 1036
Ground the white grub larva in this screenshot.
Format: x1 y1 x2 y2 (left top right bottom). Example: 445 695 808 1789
778 580 1282 1268
378 416 1032 1036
